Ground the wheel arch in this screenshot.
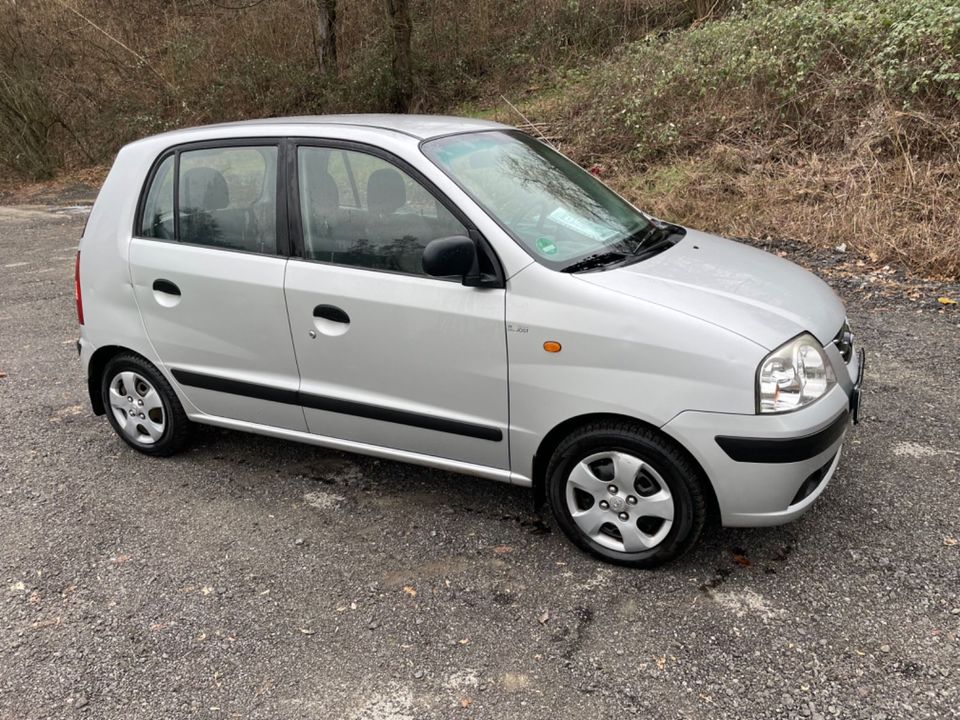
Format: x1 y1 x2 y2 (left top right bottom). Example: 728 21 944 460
87 345 137 415
531 412 720 522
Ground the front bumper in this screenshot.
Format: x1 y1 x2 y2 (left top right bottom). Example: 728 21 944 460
663 378 858 527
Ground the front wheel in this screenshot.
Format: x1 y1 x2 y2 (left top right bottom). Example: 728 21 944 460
101 353 191 456
546 422 707 567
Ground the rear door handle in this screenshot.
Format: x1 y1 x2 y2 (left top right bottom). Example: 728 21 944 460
313 304 349 324
152 279 181 296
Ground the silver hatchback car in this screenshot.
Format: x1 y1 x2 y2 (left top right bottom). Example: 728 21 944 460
76 115 864 566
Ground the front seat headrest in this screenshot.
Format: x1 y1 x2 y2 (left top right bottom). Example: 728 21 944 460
181 167 229 211
367 168 406 215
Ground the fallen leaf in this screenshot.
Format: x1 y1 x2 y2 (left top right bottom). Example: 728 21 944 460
299 628 315 635
944 537 958 547
937 297 957 305
731 548 751 566
459 697 473 709
31 617 62 629
493 545 512 555
0 370 6 379
458 638 470 645
402 585 417 598
537 610 550 625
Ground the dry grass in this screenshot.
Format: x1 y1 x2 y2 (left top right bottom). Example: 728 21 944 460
0 165 108 205
614 145 960 280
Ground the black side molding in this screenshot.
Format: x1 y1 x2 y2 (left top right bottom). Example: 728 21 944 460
172 369 299 405
170 369 503 442
298 393 501 441
715 410 850 464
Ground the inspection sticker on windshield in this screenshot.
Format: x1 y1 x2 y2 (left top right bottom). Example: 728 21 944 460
536 237 558 255
546 207 619 242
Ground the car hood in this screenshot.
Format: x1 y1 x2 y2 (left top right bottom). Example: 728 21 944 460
577 229 845 350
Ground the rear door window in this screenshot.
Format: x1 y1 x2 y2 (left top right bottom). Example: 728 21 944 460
137 144 280 255
178 146 278 254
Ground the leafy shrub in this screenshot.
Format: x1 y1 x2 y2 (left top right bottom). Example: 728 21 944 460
573 0 960 160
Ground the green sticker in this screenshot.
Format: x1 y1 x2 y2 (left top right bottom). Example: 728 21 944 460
536 237 558 256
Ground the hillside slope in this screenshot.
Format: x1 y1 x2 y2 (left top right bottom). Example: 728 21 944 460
472 0 960 278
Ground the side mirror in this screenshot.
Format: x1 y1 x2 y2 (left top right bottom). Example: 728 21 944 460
422 235 478 281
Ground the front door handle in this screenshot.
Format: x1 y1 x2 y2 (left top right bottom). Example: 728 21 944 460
313 304 350 324
152 279 181 296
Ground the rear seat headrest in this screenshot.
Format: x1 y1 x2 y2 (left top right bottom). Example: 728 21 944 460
367 168 406 215
181 167 229 211
311 171 340 213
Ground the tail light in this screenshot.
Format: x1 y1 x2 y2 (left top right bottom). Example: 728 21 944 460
75 251 84 325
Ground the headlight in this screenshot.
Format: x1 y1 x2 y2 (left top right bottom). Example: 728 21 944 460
757 333 836 413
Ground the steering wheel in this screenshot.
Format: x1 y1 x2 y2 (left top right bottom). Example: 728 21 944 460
508 200 551 232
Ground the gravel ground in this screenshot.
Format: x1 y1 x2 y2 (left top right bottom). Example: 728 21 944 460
0 205 958 720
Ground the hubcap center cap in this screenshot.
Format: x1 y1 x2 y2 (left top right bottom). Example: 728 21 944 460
608 495 626 512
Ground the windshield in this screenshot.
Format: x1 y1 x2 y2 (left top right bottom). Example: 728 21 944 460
422 130 653 270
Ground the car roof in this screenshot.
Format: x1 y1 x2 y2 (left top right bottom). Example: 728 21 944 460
147 114 511 142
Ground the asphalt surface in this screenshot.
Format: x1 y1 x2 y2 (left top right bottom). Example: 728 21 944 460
0 205 958 720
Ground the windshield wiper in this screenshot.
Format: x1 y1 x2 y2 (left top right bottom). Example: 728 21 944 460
561 251 627 273
630 221 686 257
628 224 668 253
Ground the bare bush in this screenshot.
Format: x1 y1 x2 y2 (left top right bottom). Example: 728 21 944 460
0 0 698 179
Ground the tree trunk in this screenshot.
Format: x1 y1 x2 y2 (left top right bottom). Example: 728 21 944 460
383 0 413 112
315 0 337 76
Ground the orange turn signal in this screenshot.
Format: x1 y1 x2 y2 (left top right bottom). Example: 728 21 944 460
543 341 562 353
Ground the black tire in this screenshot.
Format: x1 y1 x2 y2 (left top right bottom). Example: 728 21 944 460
545 421 707 567
100 353 191 457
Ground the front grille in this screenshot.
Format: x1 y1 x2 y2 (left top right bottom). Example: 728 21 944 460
834 320 854 363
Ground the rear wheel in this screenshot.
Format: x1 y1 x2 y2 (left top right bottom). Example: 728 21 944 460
101 354 191 456
546 421 706 567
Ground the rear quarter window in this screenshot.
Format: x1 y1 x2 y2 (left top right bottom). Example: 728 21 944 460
139 155 174 239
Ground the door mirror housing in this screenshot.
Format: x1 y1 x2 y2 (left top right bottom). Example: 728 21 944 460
422 235 479 282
